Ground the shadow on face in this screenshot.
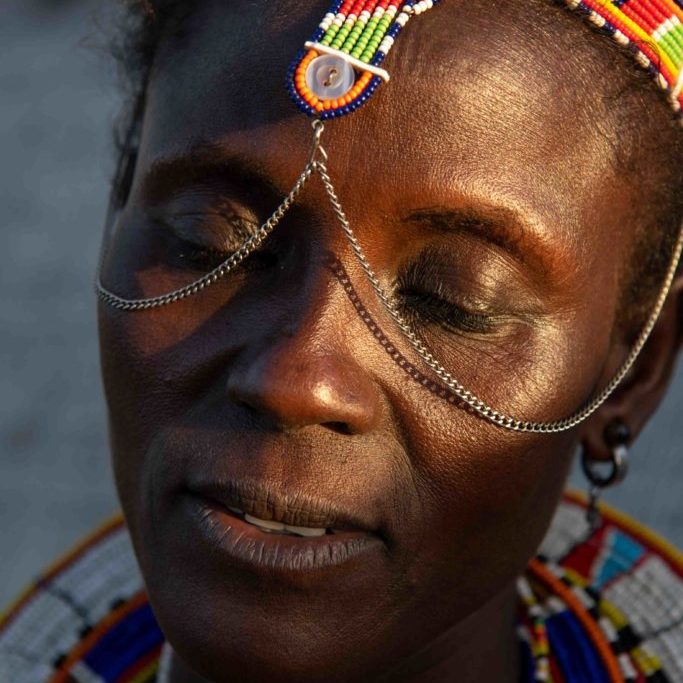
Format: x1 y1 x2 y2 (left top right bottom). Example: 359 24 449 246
98 1 670 681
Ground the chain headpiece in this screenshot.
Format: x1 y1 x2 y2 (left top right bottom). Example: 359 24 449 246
97 0 683 433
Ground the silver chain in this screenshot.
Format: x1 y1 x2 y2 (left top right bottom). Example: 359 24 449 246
96 121 683 433
95 164 314 311
314 157 683 433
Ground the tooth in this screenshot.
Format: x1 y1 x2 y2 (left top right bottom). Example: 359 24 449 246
227 506 243 515
283 523 327 537
244 513 285 531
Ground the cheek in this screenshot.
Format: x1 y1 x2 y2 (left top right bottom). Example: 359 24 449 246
97 303 216 510
390 382 577 622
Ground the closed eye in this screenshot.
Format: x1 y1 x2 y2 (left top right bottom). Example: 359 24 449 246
397 288 496 334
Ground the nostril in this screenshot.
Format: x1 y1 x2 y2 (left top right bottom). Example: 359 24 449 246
233 397 257 414
324 421 353 436
226 351 380 434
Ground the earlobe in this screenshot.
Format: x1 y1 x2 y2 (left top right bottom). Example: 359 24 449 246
579 268 683 462
580 417 631 530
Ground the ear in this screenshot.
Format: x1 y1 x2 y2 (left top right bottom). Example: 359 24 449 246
578 267 683 461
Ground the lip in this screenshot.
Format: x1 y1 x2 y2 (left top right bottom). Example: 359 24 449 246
185 493 385 576
188 477 379 533
182 478 386 577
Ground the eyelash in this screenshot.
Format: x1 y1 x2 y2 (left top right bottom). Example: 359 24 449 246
165 213 266 272
169 223 495 335
395 254 496 335
175 241 234 270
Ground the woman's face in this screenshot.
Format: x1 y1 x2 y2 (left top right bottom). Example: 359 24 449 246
98 1 655 681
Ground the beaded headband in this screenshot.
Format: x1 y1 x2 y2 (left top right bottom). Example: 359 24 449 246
287 0 683 120
562 0 683 119
97 1 683 434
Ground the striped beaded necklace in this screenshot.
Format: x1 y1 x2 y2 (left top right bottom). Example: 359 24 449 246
519 558 672 682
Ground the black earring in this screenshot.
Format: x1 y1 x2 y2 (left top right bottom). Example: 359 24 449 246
581 418 631 532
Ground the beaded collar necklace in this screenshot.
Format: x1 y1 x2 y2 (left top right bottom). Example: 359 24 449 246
519 558 672 682
96 0 683 434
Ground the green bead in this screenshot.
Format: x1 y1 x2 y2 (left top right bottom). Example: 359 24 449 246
321 23 340 46
343 27 364 52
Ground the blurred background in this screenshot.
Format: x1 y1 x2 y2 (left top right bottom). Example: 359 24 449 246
1 0 682 611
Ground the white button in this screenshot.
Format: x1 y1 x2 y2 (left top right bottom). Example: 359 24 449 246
305 54 355 100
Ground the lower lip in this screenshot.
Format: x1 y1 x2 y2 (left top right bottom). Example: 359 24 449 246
185 494 385 577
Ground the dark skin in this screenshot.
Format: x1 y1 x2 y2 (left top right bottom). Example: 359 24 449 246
98 1 683 681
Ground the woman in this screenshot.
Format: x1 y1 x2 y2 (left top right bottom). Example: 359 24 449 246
2 0 683 681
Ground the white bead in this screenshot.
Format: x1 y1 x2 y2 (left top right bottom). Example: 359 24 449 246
614 30 629 46
305 54 356 99
413 0 433 14
635 51 651 68
588 11 605 28
379 37 394 54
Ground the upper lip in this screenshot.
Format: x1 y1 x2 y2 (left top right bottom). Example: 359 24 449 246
188 477 378 533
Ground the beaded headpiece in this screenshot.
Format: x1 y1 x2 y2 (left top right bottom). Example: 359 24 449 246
97 1 683 434
287 1 441 119
286 0 683 120
564 0 683 118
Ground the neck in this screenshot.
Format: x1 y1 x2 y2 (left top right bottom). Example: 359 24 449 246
374 580 521 683
167 581 521 683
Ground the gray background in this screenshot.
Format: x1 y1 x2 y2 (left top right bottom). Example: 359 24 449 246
1 0 681 611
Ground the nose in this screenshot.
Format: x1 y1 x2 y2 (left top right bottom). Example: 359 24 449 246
226 303 381 436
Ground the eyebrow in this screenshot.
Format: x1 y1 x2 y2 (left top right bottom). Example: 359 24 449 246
139 143 284 205
140 146 558 277
403 206 556 276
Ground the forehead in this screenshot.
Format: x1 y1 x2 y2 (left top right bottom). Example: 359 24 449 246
138 0 628 258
